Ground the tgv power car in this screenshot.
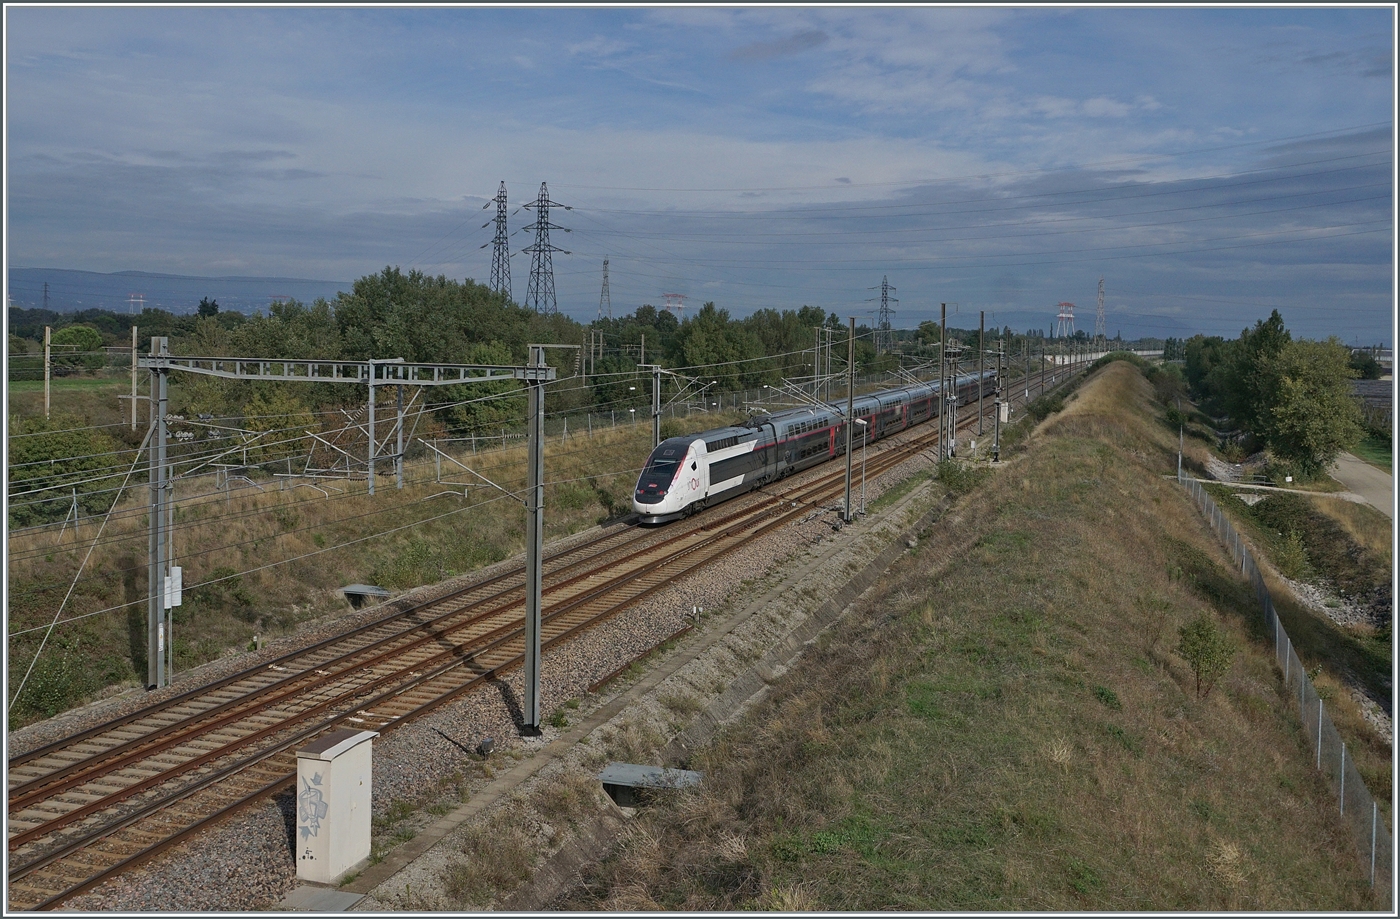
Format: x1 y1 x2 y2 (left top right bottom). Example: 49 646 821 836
633 371 995 524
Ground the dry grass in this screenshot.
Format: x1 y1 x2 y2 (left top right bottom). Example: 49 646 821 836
599 717 666 765
556 360 1388 911
6 401 740 726
1309 496 1392 572
535 771 604 826
440 805 536 907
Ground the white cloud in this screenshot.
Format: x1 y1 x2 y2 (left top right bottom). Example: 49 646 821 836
567 35 630 59
1081 97 1133 119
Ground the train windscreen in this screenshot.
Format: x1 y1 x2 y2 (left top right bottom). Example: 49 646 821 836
635 443 686 503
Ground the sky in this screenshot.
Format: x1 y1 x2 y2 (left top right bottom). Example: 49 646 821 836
4 5 1396 344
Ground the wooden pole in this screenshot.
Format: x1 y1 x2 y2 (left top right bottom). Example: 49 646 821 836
131 325 138 430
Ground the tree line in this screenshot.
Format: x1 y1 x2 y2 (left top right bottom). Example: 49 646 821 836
1177 311 1367 478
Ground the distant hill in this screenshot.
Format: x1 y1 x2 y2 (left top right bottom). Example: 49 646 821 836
6 267 353 315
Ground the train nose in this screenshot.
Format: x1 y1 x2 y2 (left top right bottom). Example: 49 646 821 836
635 485 668 504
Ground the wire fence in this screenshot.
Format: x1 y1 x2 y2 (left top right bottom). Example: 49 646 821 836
1178 473 1393 902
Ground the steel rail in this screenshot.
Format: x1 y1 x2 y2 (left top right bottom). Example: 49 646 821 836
8 520 655 779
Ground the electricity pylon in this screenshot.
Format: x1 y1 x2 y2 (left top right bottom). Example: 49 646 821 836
522 182 571 315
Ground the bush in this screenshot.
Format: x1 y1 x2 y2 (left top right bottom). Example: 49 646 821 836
49 325 106 374
1176 614 1237 699
1274 529 1314 581
1024 394 1064 423
936 459 988 495
8 413 128 526
1092 351 1148 373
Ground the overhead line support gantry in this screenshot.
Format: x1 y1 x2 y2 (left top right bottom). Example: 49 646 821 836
137 344 556 724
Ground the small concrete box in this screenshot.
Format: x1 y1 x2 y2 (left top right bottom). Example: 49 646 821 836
295 729 377 884
598 761 702 807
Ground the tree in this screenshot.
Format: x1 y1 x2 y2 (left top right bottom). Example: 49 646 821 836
241 386 316 466
1258 338 1363 477
436 341 526 435
197 297 220 318
671 302 764 390
1219 310 1291 432
1349 350 1382 380
1176 614 1236 699
1182 334 1230 405
49 325 105 374
8 413 126 526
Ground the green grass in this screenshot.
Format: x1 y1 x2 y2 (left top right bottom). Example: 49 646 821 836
556 362 1386 912
868 470 932 513
8 375 131 391
1350 433 1392 472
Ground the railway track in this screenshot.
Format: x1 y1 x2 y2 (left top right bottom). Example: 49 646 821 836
6 364 1088 910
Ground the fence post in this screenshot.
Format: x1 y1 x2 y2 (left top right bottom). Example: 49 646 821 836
1372 802 1378 886
1340 745 1346 815
1317 700 1323 768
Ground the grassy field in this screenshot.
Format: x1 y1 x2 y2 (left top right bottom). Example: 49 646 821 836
556 361 1388 911
1351 433 1393 473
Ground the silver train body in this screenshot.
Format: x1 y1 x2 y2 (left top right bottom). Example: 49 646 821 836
633 370 997 524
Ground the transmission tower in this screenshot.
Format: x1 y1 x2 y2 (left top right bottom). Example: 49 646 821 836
662 292 688 318
598 257 611 320
522 182 571 314
481 181 512 302
1093 277 1107 353
1054 301 1076 339
865 276 897 353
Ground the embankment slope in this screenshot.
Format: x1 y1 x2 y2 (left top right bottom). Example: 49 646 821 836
556 360 1384 911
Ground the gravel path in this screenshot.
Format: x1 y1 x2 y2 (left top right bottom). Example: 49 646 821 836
16 431 945 913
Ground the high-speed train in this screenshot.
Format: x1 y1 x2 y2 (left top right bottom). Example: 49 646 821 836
633 370 997 524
